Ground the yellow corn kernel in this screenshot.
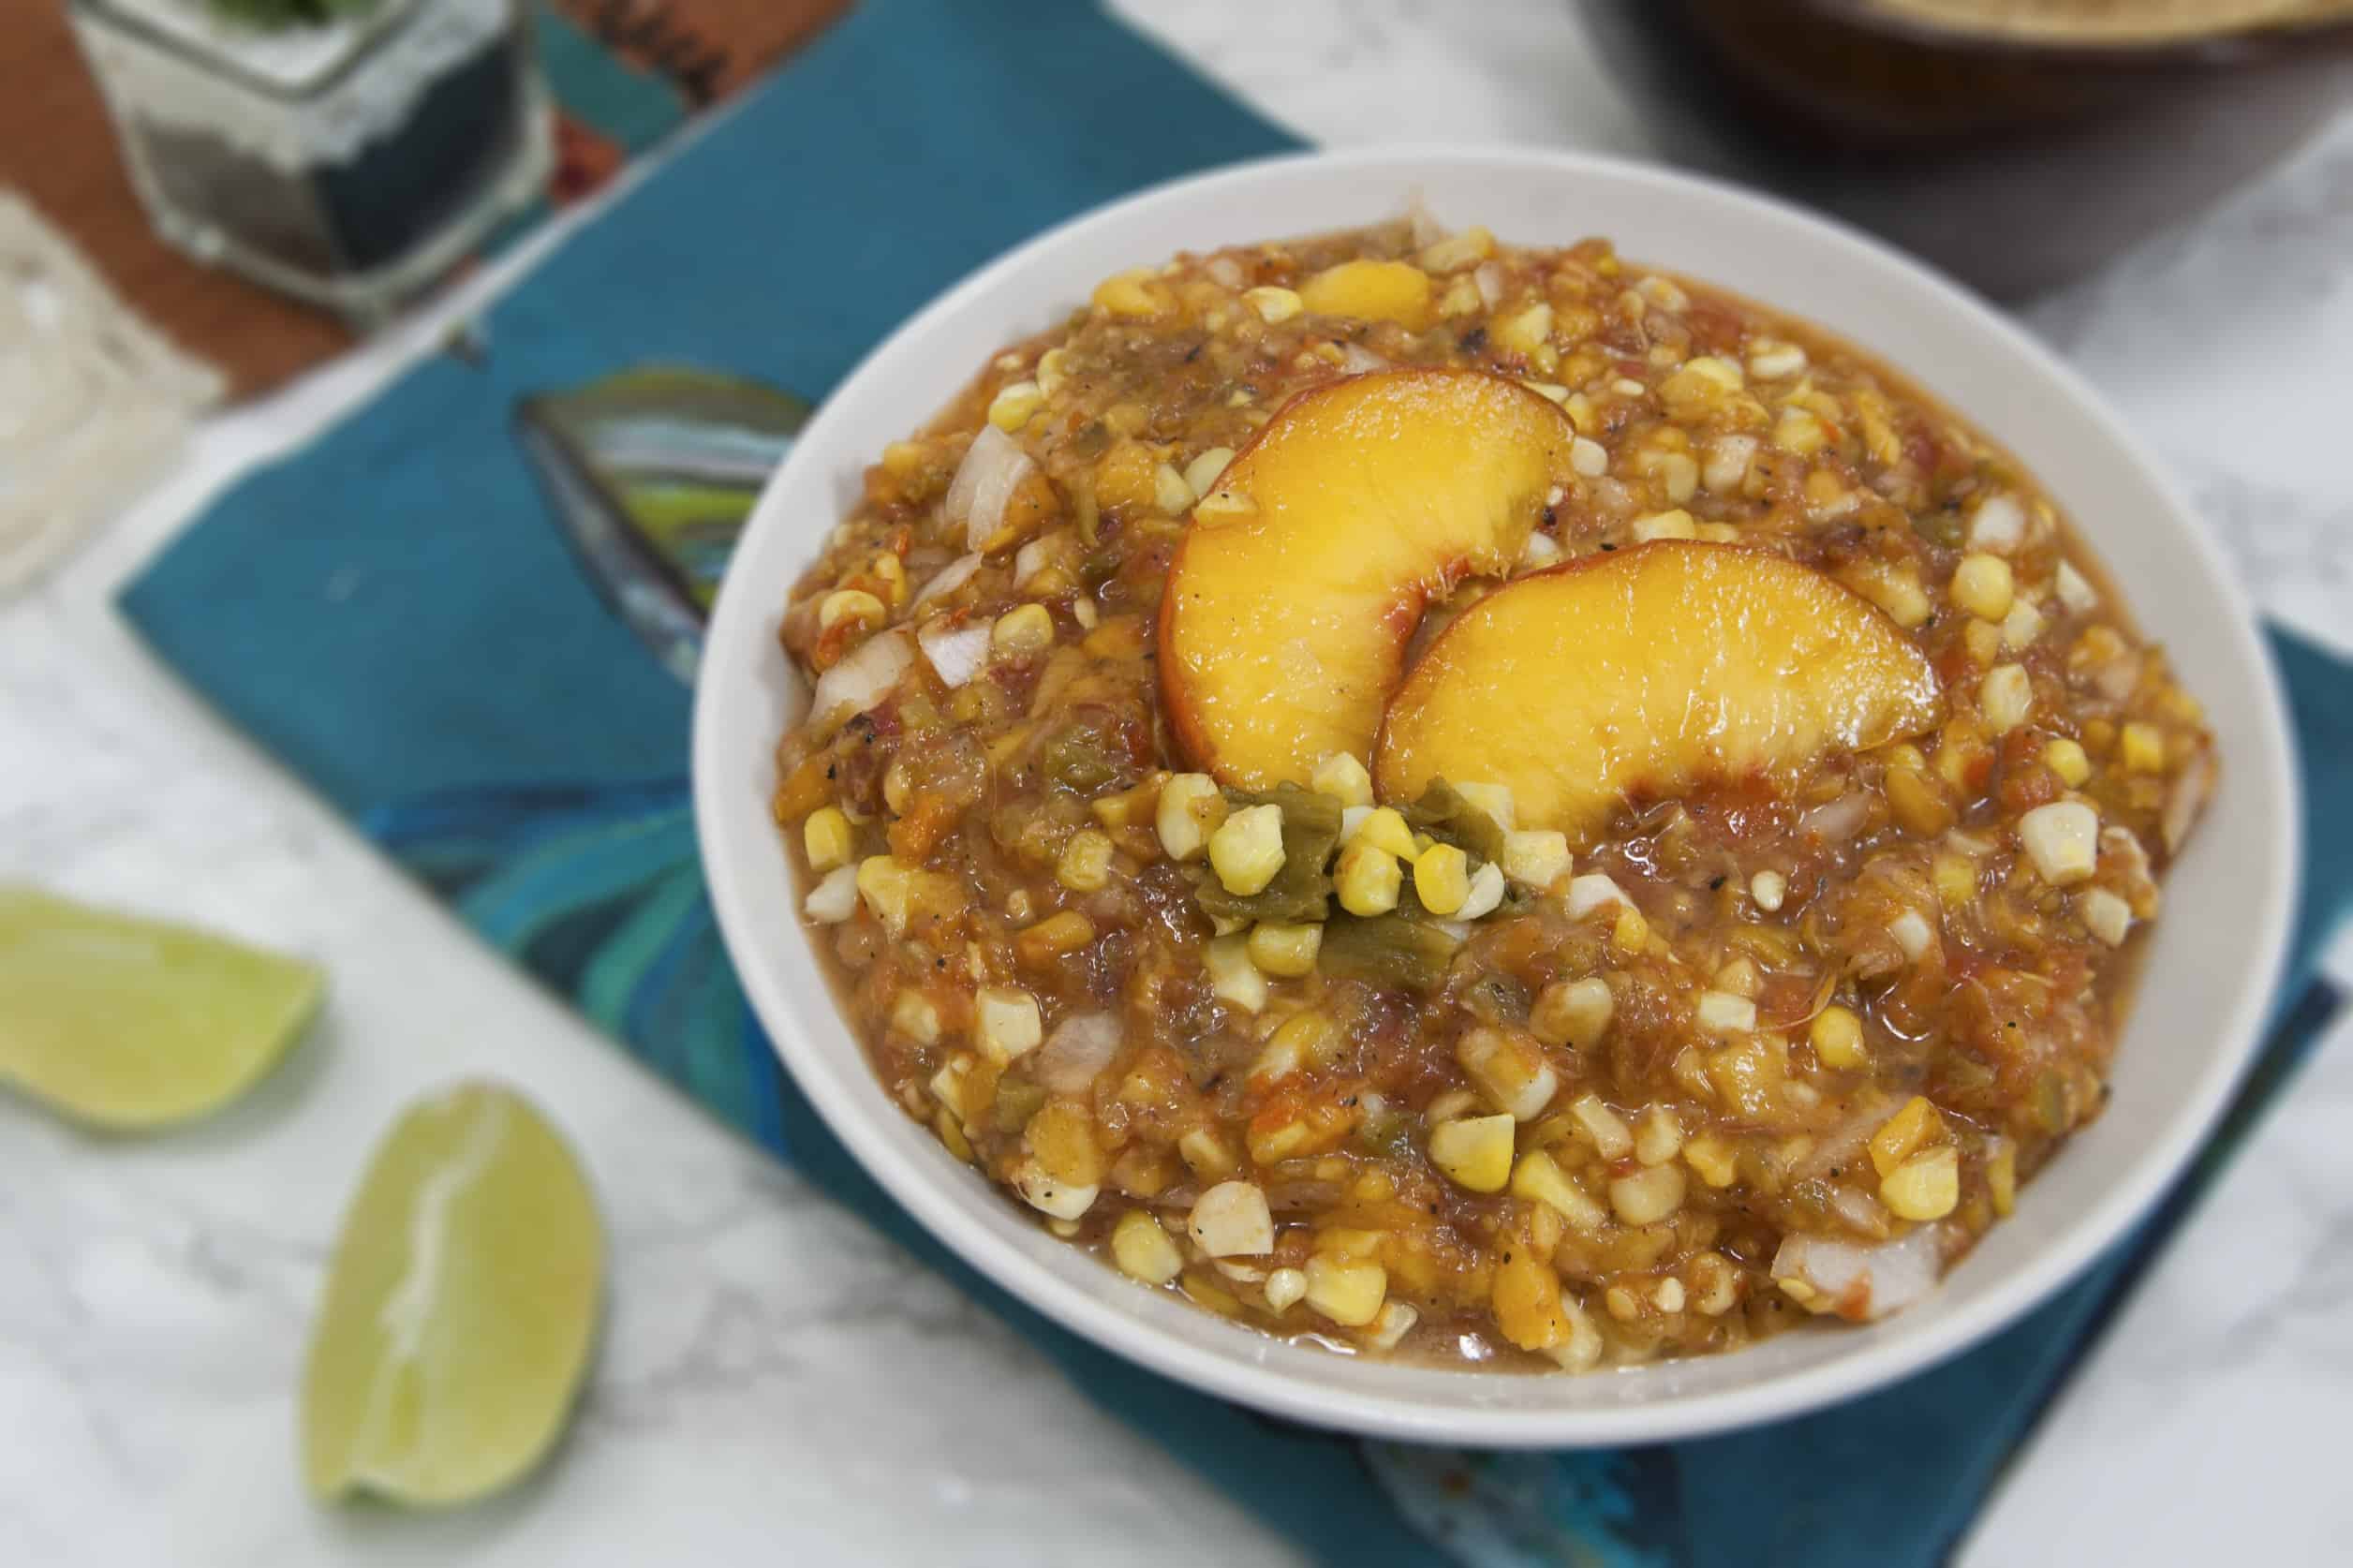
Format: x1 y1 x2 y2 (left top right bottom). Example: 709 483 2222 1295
1962 617 2003 668
1500 829 1571 891
1932 852 1978 911
1746 339 1807 379
1247 921 1323 978
890 990 941 1045
1336 840 1402 917
1182 446 1236 500
1111 1209 1184 1284
1568 1092 1634 1161
1155 772 1226 861
1348 806 1416 860
870 552 908 606
1265 1010 1342 1076
1494 302 1555 360
1204 934 1268 1014
1243 285 1302 324
1509 1148 1608 1230
1014 909 1096 969
1531 976 1614 1050
1611 905 1650 955
1177 1127 1236 1180
819 587 885 631
975 986 1043 1064
1451 780 1516 832
1632 509 1697 542
1608 1161 1687 1225
855 854 915 936
1870 1095 1944 1178
1881 1145 1961 1221
1093 268 1170 318
802 806 854 872
1847 562 1931 629
992 602 1055 654
987 379 1044 431
1634 1105 1685 1166
1297 259 1435 329
2120 721 2166 774
1415 225 1495 274
1811 1005 1867 1071
1303 1254 1387 1327
1428 1113 1517 1192
1310 751 1374 808
1682 1132 1740 1189
1980 663 2035 733
1771 407 1828 456
1413 843 1472 915
2043 737 2093 787
1458 1028 1561 1121
1056 828 1116 894
1208 802 1286 896
1027 1099 1103 1188
1951 553 2015 621
1988 1140 2018 1217
1491 1245 1571 1353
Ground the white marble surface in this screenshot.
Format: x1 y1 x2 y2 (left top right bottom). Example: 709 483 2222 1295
4 3 2349 1563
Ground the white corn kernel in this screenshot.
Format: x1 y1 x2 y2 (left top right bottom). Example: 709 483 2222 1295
1156 772 1225 861
2020 801 2100 885
1889 909 1937 962
1205 934 1269 1014
2080 888 2134 946
1455 781 1517 832
1635 1105 1685 1166
1458 1028 1561 1121
1310 751 1374 808
1750 869 1787 912
1702 436 1757 496
1057 828 1116 893
1365 1301 1419 1351
992 602 1054 653
1189 1180 1274 1256
1695 991 1756 1033
1208 803 1286 896
2002 597 2046 650
1522 532 1564 569
1244 286 1302 324
1457 861 1507 920
1182 446 1236 500
1569 436 1607 478
975 986 1043 1063
1511 1149 1609 1231
1608 1162 1687 1225
803 864 860 924
1264 1266 1308 1312
1014 1160 1097 1220
1532 976 1614 1050
2055 560 2099 613
1969 494 2026 553
1632 509 1696 542
1981 663 2034 732
891 991 941 1045
1562 873 1632 920
1496 830 1570 892
1746 339 1808 379
1570 1093 1634 1161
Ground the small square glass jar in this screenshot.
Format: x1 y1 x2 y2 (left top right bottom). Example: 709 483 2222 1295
68 0 552 323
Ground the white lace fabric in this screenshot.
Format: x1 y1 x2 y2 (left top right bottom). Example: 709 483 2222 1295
0 192 222 596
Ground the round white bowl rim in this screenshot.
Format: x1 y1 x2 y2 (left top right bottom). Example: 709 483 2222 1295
692 145 2300 1447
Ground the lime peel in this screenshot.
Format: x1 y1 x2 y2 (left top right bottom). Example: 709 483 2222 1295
0 884 323 1130
303 1082 603 1508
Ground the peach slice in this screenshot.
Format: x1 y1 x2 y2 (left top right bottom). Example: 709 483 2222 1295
1374 541 1943 846
1159 369 1578 789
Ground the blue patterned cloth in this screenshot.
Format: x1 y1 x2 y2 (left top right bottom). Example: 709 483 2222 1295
119 4 2352 1562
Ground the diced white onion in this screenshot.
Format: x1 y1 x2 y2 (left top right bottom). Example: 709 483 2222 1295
916 621 992 688
1800 791 1874 844
1034 1013 1121 1092
1472 261 1504 310
809 629 911 722
1772 1227 1941 1320
910 551 983 606
945 425 1035 552
1338 344 1390 375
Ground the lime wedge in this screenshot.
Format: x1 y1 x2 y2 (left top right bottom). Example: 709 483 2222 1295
0 885 324 1131
302 1082 603 1507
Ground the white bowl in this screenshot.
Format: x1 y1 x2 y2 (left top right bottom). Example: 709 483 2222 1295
693 149 2298 1446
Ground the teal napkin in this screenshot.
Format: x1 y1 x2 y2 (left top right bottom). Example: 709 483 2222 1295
119 3 2352 1561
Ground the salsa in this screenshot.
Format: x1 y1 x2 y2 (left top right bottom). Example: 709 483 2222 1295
768 218 2214 1369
